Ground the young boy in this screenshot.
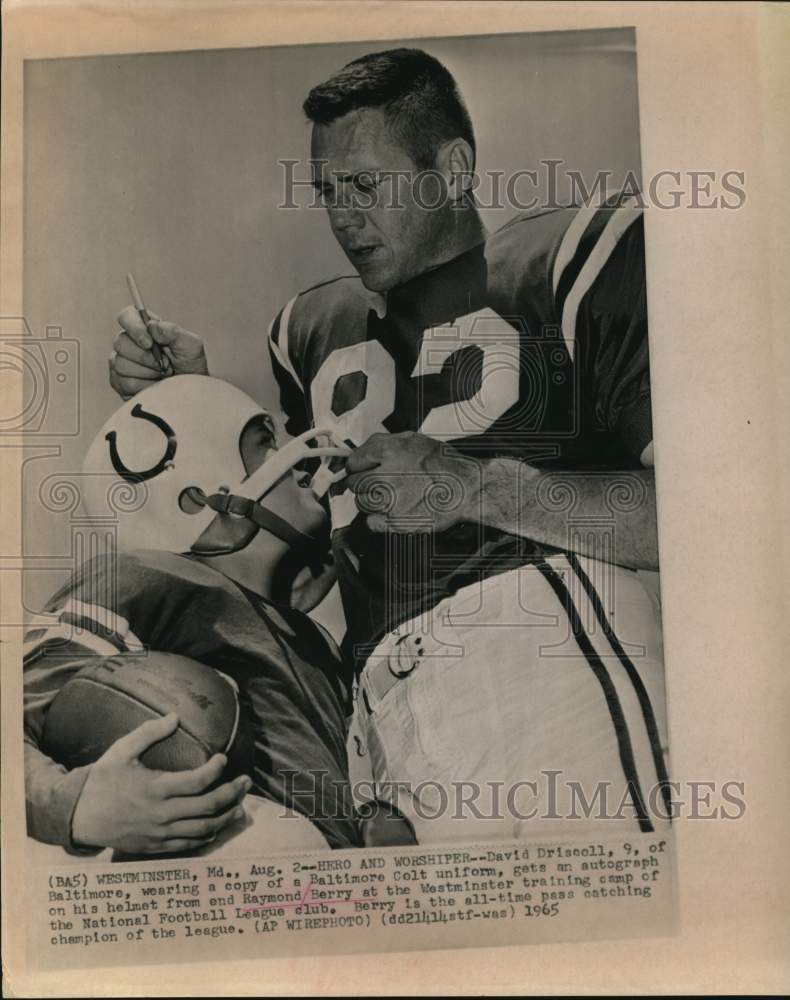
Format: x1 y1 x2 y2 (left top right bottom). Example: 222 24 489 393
24 374 413 857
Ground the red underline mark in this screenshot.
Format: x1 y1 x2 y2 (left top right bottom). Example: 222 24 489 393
241 880 369 912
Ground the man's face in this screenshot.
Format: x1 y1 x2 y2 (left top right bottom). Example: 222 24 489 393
311 108 455 292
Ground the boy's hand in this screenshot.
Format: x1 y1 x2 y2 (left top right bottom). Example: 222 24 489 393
71 713 251 853
287 559 336 614
109 306 209 400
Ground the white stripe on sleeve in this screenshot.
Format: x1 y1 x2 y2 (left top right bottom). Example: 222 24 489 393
552 202 602 297
560 197 642 362
268 295 301 388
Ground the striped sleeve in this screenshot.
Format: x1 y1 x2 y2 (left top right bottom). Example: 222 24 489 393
24 600 144 665
267 296 310 438
551 195 653 463
25 568 145 734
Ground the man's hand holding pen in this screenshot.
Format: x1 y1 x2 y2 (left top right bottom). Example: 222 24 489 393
110 307 209 400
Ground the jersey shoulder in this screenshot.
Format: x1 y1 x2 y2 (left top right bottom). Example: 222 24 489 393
486 206 578 323
269 274 382 389
487 196 645 346
26 549 166 662
45 549 207 608
38 549 233 650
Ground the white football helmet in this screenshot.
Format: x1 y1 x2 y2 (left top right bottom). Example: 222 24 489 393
82 375 348 556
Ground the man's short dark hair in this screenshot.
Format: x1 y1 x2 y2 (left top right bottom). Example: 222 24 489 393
303 48 476 170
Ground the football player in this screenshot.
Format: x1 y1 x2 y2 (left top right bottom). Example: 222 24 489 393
108 49 670 840
24 374 415 857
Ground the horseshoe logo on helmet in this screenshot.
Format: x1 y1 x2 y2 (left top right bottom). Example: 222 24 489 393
106 403 177 483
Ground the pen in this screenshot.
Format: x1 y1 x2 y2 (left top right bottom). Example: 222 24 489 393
126 272 168 374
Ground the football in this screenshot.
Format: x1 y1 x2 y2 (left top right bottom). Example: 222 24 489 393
41 652 254 778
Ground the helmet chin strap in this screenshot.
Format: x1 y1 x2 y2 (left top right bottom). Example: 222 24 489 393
189 494 316 556
189 427 350 556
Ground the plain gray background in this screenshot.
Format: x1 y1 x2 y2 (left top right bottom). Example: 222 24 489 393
22 27 641 622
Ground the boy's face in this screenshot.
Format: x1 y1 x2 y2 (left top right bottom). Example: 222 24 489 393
241 415 327 540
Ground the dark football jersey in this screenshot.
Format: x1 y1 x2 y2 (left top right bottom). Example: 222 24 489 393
268 198 653 665
23 549 360 849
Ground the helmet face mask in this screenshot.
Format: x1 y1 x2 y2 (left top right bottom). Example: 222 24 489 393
82 376 348 557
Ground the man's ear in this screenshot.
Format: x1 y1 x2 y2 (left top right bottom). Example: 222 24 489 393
435 138 475 203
